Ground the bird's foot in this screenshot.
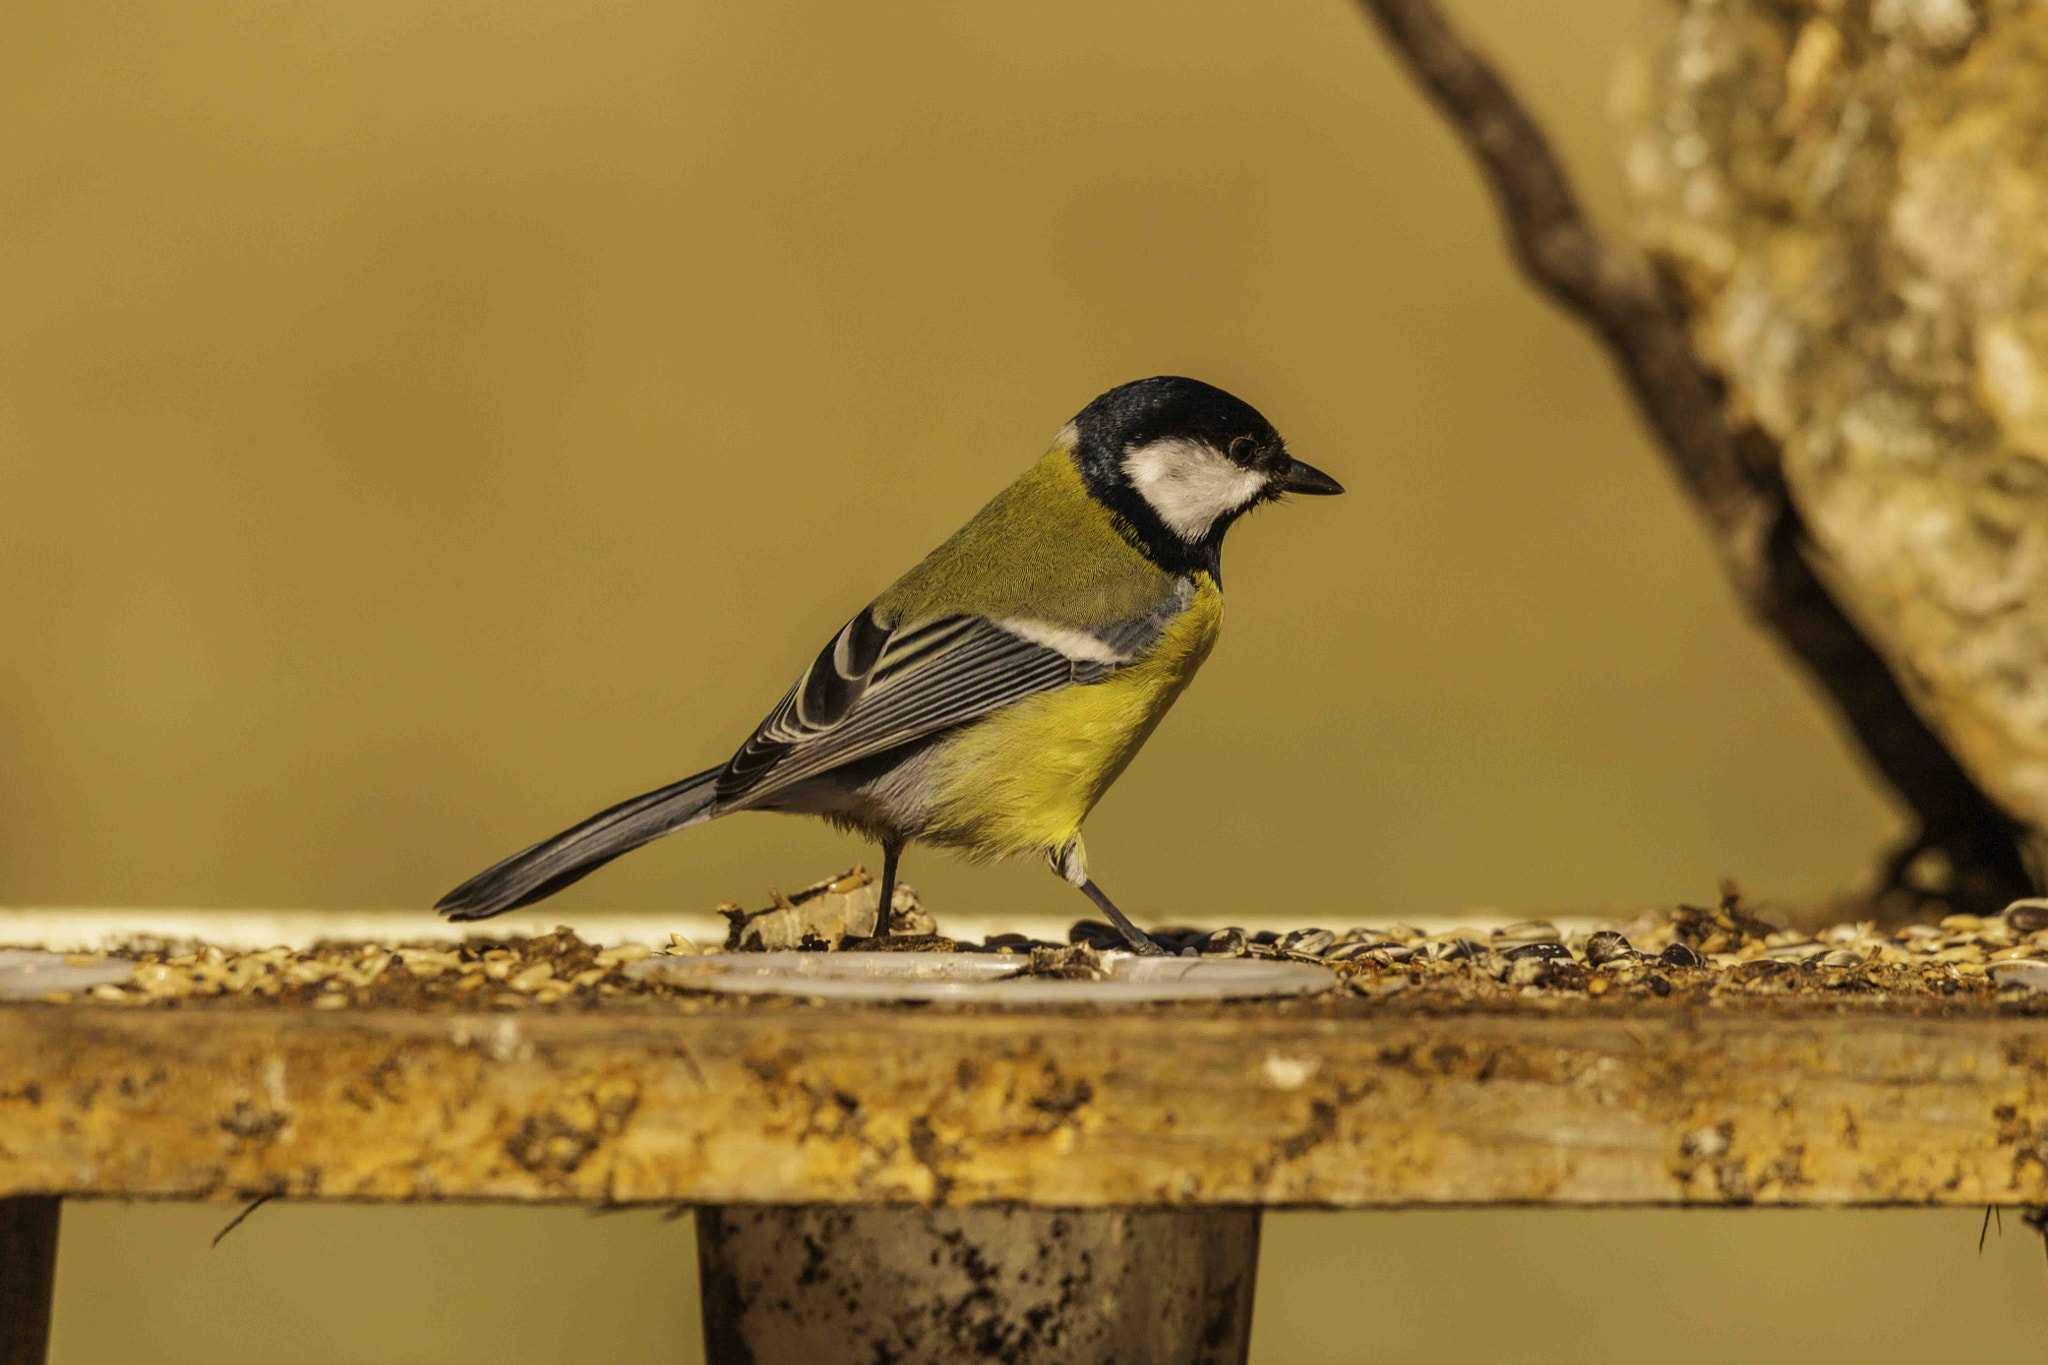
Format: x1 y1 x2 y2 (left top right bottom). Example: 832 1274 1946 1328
1119 929 1173 957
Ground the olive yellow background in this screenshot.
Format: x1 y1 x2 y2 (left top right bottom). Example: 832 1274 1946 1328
6 0 2045 1360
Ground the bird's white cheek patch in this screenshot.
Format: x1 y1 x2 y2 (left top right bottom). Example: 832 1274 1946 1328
1121 438 1267 540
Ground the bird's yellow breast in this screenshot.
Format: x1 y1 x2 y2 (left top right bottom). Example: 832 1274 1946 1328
922 574 1223 859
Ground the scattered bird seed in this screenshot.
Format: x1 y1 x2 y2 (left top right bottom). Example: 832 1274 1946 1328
2005 901 2048 936
16 881 2048 1014
1279 928 1336 956
1583 931 1636 966
1200 928 1249 957
508 963 554 991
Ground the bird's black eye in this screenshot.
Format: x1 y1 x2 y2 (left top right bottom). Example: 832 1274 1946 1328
1228 435 1260 466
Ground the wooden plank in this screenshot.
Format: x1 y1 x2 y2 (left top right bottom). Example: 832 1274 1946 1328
2 1002 2046 1207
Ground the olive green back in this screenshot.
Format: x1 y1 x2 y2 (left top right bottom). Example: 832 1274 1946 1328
872 444 1179 629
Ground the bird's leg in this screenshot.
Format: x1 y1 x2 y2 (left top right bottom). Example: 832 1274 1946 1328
873 837 903 940
1049 839 1168 956
1079 879 1170 956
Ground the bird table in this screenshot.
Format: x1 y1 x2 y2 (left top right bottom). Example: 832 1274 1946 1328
3 915 2048 1365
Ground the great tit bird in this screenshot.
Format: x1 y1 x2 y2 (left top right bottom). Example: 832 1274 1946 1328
436 376 1341 954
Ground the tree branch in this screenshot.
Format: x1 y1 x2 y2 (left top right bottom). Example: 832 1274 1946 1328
1356 0 2033 914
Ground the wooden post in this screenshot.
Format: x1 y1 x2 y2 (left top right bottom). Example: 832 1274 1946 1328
697 1204 1261 1365
0 1197 58 1365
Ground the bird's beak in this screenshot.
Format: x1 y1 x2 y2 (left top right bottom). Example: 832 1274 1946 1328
1277 458 1344 496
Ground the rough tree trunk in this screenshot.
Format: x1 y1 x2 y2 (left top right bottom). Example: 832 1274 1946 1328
1619 0 2048 870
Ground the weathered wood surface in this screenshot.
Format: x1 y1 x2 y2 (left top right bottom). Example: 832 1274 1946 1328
3 1002 2046 1207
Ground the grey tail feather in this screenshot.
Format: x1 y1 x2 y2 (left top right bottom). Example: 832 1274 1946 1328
435 767 722 920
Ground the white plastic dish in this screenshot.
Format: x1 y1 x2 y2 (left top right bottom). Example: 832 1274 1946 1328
0 949 134 1000
625 950 1338 1006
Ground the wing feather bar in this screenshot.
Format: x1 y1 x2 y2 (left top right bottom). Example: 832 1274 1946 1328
716 606 894 800
713 581 1193 811
728 622 1072 804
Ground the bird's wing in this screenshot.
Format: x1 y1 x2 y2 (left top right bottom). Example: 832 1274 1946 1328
713 582 1194 808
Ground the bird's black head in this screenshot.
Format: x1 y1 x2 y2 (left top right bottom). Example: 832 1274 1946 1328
1062 376 1342 576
